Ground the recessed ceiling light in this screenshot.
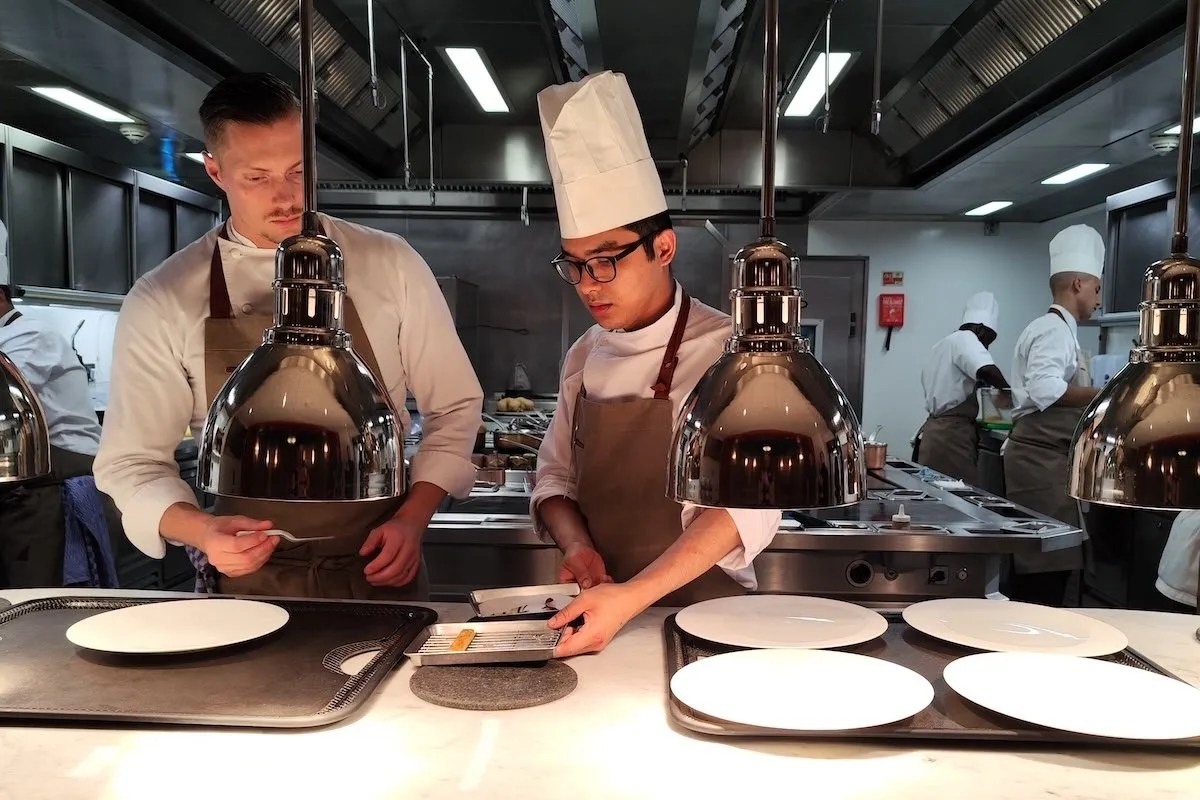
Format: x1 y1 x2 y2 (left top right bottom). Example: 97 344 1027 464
443 47 509 113
1041 163 1111 185
29 87 136 123
783 52 853 117
1165 117 1200 136
964 201 1013 217
184 152 207 164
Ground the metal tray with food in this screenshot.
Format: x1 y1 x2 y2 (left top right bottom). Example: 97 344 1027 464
468 583 581 619
663 611 1200 751
405 621 561 666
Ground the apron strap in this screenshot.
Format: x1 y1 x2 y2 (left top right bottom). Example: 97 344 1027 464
1 310 22 327
650 290 691 400
210 218 329 320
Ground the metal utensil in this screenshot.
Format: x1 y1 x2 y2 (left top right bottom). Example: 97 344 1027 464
236 528 336 543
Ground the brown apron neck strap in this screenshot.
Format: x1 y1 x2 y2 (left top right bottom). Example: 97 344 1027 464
209 217 329 320
1048 307 1068 325
651 289 691 400
209 222 233 320
2 310 21 327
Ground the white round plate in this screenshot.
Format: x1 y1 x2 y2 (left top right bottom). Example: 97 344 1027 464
945 652 1200 740
66 599 290 655
671 649 934 731
676 594 888 649
902 598 1128 657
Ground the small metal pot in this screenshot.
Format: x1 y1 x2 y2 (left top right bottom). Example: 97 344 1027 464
864 441 887 470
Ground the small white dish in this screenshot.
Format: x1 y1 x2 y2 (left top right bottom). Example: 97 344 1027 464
676 594 888 649
902 598 1128 657
671 648 934 731
66 599 290 655
944 651 1200 740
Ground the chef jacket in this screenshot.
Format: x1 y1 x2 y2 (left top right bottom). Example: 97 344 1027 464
530 283 782 589
1011 304 1082 421
920 330 995 416
1157 510 1200 607
94 213 483 558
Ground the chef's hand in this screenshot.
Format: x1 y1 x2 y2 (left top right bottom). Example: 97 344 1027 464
558 543 613 590
204 516 279 578
360 516 424 587
549 583 644 657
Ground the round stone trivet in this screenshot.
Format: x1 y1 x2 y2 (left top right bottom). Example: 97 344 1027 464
409 661 578 710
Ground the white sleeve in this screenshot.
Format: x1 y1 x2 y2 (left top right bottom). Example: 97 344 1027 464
1022 329 1072 411
396 243 484 499
530 372 582 538
680 505 781 571
93 281 200 559
951 333 995 379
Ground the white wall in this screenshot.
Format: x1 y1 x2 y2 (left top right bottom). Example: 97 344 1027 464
808 207 1107 451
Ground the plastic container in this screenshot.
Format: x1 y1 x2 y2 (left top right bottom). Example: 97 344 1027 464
979 388 1014 430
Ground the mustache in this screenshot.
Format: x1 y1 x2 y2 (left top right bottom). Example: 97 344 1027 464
268 209 303 222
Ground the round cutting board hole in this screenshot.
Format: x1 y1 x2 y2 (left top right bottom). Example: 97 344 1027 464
340 649 382 676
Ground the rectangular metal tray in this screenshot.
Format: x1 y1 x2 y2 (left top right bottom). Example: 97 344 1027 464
406 620 560 666
468 583 580 619
0 596 436 729
664 611 1200 751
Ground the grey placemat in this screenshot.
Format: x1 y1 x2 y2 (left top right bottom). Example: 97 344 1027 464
410 661 577 710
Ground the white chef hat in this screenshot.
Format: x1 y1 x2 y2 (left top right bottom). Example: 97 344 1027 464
1049 224 1105 278
962 291 999 330
537 71 667 239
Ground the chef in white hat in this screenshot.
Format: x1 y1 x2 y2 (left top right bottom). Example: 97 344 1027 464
914 291 1010 485
530 71 781 656
1002 223 1104 605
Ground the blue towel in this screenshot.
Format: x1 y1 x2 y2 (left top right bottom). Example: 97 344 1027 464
61 476 119 588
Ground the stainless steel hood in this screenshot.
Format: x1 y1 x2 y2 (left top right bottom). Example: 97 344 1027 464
0 351 50 483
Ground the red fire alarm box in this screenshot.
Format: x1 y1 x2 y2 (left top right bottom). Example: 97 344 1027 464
879 293 905 327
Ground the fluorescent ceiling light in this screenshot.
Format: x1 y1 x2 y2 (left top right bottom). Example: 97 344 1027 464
1041 163 1110 185
964 201 1013 217
444 47 509 113
783 52 853 117
1165 117 1200 136
184 152 207 164
29 87 135 123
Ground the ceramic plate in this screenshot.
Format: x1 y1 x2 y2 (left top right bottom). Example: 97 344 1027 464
66 599 290 655
945 652 1200 740
671 649 934 731
676 594 888 649
902 598 1128 657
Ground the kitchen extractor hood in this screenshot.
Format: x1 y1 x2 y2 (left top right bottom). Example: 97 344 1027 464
668 0 865 509
196 0 403 502
0 351 51 484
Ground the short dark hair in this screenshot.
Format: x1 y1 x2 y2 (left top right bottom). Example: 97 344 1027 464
622 211 674 258
199 73 301 151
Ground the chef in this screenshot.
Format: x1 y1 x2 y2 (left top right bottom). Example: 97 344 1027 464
0 220 109 586
1002 224 1103 605
1157 511 1200 611
530 71 781 656
914 291 1010 485
94 73 483 599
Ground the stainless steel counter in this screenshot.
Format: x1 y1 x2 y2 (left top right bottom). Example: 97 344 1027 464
424 460 1083 604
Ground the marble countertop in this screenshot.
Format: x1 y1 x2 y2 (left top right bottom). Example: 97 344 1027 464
0 588 1198 800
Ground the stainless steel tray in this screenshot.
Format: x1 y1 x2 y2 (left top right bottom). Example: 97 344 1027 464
664 611 1200 751
405 621 561 666
468 583 580 618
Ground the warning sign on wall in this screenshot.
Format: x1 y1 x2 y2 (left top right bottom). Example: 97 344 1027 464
882 271 904 286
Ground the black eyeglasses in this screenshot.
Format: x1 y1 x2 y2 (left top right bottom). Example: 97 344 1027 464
551 233 655 285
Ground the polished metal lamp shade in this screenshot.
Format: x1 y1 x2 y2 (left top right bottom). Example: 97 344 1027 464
0 350 51 483
669 0 865 509
196 0 403 501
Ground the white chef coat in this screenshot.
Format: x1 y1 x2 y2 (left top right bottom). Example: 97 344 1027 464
1157 510 1200 607
1011 305 1081 421
920 330 995 416
0 308 102 456
530 283 782 589
94 213 484 558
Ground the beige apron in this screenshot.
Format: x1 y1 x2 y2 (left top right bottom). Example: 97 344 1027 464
916 392 981 485
572 292 747 607
202 226 426 600
1003 309 1091 574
